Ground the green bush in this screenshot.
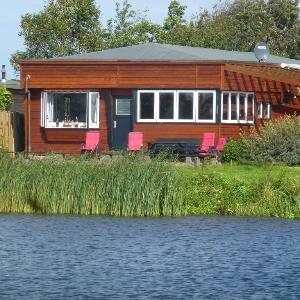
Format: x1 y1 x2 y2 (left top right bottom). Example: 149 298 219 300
220 139 245 162
0 86 12 111
243 115 300 166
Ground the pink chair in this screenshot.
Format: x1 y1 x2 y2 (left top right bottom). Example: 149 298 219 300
199 132 215 157
128 132 143 151
80 131 100 155
215 137 226 156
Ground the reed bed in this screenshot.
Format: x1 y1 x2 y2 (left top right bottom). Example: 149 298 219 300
0 153 184 216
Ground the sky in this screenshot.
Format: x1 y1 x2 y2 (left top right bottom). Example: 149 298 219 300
0 0 215 80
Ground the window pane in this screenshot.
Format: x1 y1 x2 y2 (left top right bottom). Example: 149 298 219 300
198 93 214 120
159 92 174 119
264 103 270 119
140 93 154 119
178 92 193 119
116 98 131 115
239 94 246 121
247 94 254 121
231 94 237 120
222 93 229 120
52 93 87 126
91 94 98 123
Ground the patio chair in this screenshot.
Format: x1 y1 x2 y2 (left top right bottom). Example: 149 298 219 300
128 132 143 151
80 131 100 156
198 132 215 156
215 137 226 157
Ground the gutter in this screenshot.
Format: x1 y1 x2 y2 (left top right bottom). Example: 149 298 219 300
25 75 31 153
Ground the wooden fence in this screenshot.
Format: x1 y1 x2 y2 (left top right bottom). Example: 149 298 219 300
0 111 24 154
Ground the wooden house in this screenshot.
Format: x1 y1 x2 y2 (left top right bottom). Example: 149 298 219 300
19 43 300 155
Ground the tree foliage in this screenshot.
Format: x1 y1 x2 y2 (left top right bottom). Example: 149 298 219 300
11 0 300 71
0 86 12 111
10 0 103 70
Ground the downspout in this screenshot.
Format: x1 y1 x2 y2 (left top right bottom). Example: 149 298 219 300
25 75 31 153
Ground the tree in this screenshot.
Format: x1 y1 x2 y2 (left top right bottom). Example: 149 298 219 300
104 1 160 48
189 0 300 59
156 0 191 44
0 86 12 111
10 0 103 71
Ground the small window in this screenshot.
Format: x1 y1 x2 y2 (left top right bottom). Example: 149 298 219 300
89 92 100 128
222 93 229 120
247 94 254 122
231 93 238 120
178 92 194 120
239 94 246 121
197 91 216 122
258 102 263 119
159 92 175 120
116 98 131 115
264 103 271 119
139 92 155 120
258 102 270 120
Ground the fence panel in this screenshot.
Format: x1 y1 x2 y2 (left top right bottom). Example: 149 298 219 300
0 111 24 154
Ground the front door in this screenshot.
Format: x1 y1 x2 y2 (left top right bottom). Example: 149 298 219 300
112 97 132 150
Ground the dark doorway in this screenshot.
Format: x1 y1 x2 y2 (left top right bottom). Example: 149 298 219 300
112 97 132 150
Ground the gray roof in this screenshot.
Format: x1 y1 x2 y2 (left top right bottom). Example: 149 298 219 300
0 80 21 90
52 43 300 65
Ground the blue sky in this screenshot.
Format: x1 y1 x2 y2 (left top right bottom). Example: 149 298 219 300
0 0 214 80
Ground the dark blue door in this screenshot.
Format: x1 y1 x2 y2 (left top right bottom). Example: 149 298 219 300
112 97 132 150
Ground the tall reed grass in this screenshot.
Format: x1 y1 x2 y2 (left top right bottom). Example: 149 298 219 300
0 153 184 216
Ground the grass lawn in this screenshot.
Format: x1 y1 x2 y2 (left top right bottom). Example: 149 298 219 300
175 163 300 218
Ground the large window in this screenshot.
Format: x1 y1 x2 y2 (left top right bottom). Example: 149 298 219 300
221 92 254 124
197 92 216 122
137 90 216 123
41 92 100 128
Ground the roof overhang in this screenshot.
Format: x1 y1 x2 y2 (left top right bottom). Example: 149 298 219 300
224 63 300 86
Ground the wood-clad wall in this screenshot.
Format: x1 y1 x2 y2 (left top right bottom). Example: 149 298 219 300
134 123 251 149
27 89 109 155
22 62 300 154
20 63 221 89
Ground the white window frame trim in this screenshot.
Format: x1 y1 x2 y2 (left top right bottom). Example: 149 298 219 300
157 90 177 122
137 90 157 123
137 89 217 123
265 102 271 119
89 92 100 128
196 90 217 123
41 91 100 129
176 90 196 122
221 91 254 124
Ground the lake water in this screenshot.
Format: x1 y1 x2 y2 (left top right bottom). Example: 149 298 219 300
1 215 300 299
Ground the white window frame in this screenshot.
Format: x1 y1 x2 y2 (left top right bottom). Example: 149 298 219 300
41 91 100 129
157 90 176 122
137 89 217 123
89 92 100 128
221 91 254 124
137 90 157 122
258 102 263 119
265 103 271 119
177 90 196 122
196 90 216 123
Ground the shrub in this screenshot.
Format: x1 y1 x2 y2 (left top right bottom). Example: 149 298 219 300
0 86 12 111
220 139 245 162
243 115 300 166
